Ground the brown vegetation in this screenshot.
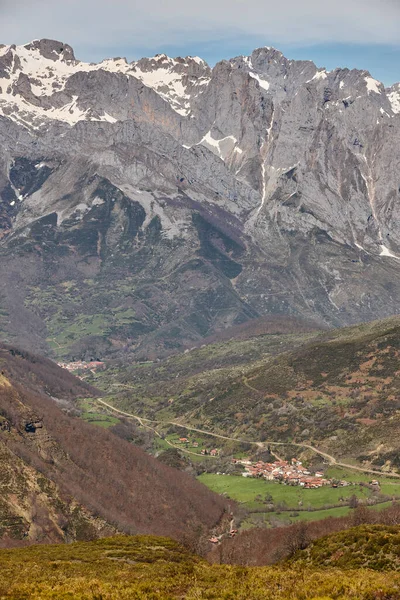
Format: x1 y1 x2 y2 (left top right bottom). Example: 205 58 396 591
0 343 229 546
0 343 97 399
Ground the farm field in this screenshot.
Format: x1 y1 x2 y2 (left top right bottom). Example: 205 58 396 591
326 467 400 495
198 471 400 526
76 398 120 428
198 474 369 509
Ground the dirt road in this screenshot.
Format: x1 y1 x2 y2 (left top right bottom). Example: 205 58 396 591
95 399 400 478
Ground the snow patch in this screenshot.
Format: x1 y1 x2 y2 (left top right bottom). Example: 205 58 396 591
379 107 391 118
200 131 222 157
379 244 400 260
249 71 270 91
306 70 328 83
0 45 10 58
388 88 400 114
255 162 266 217
198 132 240 160
52 95 88 123
311 70 328 81
91 197 105 206
131 61 210 116
365 76 382 95
98 112 117 123
133 67 187 98
75 202 89 211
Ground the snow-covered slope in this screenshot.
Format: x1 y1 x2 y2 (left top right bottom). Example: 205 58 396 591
0 39 211 128
131 54 210 116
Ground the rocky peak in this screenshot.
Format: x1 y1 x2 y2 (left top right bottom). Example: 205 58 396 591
134 53 209 76
23 39 76 63
131 53 211 116
229 47 319 101
250 46 294 75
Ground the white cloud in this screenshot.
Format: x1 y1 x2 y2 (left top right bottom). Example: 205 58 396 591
0 0 399 60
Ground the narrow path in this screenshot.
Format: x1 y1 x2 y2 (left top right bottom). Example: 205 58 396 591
334 462 400 478
96 399 216 459
95 399 400 479
242 376 264 395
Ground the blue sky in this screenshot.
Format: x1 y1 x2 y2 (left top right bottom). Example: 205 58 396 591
2 0 400 86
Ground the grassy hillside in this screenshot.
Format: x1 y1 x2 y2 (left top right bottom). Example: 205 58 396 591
91 326 319 423
93 315 400 470
0 534 400 599
213 315 400 466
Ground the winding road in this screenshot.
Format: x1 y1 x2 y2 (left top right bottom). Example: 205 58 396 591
95 399 400 479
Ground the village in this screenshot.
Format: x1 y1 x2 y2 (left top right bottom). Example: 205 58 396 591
233 457 350 489
176 436 350 489
58 360 106 373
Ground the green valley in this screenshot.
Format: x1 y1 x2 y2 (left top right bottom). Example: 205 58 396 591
84 315 400 474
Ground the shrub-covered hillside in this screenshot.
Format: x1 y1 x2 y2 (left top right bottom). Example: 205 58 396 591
291 524 400 571
1 534 400 599
98 315 400 469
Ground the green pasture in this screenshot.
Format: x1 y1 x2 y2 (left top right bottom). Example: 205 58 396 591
198 473 376 511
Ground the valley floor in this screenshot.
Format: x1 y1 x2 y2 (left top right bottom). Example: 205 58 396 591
79 397 400 529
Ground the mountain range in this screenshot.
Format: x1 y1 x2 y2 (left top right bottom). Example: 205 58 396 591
0 38 400 361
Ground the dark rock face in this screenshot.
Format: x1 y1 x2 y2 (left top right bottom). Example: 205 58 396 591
24 39 76 62
9 158 54 197
0 40 399 359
